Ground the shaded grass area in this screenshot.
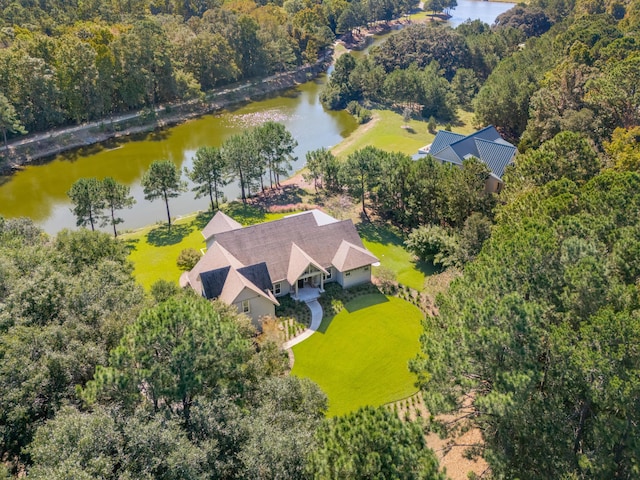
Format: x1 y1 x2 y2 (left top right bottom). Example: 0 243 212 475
291 293 423 416
123 203 298 289
123 214 206 291
357 222 436 290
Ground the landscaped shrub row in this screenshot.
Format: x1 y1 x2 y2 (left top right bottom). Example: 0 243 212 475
318 283 381 316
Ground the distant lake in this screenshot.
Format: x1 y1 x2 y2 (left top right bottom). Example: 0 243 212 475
0 0 515 235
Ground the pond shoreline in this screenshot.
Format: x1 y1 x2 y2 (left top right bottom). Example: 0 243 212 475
0 54 333 176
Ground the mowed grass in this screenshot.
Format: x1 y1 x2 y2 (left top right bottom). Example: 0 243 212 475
357 222 436 290
333 110 434 158
123 203 297 290
122 213 208 291
332 108 477 159
291 293 423 416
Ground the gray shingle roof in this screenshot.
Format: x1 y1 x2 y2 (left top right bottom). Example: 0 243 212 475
237 262 273 293
201 211 242 240
213 212 372 282
201 266 231 299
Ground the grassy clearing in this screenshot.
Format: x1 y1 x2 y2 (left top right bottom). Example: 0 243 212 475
122 203 297 290
332 110 434 158
331 108 477 159
123 213 209 291
291 293 423 416
357 222 436 290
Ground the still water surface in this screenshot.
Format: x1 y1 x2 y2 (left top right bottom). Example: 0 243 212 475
0 0 514 234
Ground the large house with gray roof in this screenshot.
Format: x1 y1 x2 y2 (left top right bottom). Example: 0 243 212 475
180 210 379 325
415 125 517 192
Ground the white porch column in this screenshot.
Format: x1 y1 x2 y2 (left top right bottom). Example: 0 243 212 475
295 280 299 299
320 272 324 292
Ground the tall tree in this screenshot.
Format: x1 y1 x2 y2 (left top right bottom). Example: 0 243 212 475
222 131 259 203
341 146 383 219
187 146 228 211
253 122 297 188
67 177 105 231
83 296 255 424
304 148 332 192
308 406 446 479
0 93 26 151
141 160 187 229
101 177 135 237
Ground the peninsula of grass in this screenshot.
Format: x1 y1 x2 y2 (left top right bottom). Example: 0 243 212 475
331 108 477 159
291 293 423 416
122 203 297 289
357 222 436 290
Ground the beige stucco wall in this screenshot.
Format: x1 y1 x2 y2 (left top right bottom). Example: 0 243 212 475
485 176 503 194
272 280 291 297
232 288 275 327
324 266 337 284
337 265 372 289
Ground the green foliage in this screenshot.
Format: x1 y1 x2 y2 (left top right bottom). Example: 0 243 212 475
308 406 445 479
253 121 298 188
494 6 552 38
101 177 135 237
341 145 384 217
474 34 554 140
405 224 458 267
0 221 144 461
372 24 470 81
0 92 26 148
67 177 104 231
150 279 181 304
176 247 201 271
304 147 341 192
27 406 210 480
605 126 640 171
55 228 130 275
412 169 640 478
508 131 602 189
82 296 255 422
187 146 228 211
141 160 187 228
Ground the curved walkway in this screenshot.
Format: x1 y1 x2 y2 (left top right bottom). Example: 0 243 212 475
283 299 323 349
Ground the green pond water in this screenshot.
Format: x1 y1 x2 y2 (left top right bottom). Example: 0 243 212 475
0 0 514 234
0 75 356 233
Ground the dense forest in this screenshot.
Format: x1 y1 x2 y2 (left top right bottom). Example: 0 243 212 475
2 0 640 476
0 0 417 139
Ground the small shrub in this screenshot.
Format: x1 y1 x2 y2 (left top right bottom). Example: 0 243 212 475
346 100 360 115
177 248 201 271
428 116 437 133
150 279 180 303
357 108 372 124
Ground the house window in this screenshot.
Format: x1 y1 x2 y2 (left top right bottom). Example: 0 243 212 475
345 271 351 277
242 300 250 313
273 282 281 295
323 268 332 280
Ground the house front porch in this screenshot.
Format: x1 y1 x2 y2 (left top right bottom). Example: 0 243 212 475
293 286 322 302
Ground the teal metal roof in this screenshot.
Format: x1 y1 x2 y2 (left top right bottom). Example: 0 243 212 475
429 131 465 154
426 125 516 180
475 139 517 179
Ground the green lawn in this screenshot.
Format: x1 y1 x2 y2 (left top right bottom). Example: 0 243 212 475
357 222 436 290
123 203 298 290
291 293 423 416
333 110 434 159
332 108 477 159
